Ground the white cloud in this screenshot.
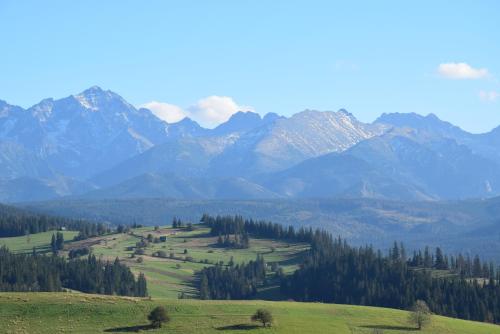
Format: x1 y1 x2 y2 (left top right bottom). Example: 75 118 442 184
140 101 187 123
187 96 254 128
479 90 499 102
141 96 254 128
438 62 489 79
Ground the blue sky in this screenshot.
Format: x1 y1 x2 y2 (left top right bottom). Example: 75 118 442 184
0 1 499 131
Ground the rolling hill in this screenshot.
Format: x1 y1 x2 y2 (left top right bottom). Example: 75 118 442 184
1 292 498 334
21 196 500 261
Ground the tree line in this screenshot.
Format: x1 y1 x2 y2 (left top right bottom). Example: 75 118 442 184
201 214 313 242
0 204 109 239
408 245 496 279
198 255 266 300
199 214 500 324
281 231 500 323
0 246 147 297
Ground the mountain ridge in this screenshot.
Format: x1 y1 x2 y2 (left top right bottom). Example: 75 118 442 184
3 86 500 202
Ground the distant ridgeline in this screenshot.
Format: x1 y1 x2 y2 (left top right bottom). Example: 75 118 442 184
200 214 500 324
0 247 147 297
0 203 108 239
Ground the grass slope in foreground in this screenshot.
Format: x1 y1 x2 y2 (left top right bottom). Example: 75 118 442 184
1 293 498 334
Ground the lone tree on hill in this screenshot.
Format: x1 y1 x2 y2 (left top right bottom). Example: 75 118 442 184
251 308 273 327
148 306 170 328
408 300 431 330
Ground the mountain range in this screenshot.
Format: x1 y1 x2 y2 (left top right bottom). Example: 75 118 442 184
2 86 500 202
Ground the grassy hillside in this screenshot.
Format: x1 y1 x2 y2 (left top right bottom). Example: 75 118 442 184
0 292 498 334
0 230 79 253
21 197 500 260
64 225 307 298
0 224 457 299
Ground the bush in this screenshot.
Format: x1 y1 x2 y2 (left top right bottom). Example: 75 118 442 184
408 300 431 330
251 309 273 327
68 247 90 259
156 250 167 258
148 306 170 328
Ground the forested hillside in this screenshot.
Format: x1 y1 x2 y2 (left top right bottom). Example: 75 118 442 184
201 215 500 324
24 197 500 261
0 247 147 296
0 202 108 238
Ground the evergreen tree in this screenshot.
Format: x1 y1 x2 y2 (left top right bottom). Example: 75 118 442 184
136 273 148 297
55 232 64 251
50 234 57 254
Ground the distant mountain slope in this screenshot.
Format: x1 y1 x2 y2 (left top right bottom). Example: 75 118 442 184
4 86 500 202
211 111 266 135
92 109 385 186
375 112 471 140
248 109 386 172
207 109 387 177
263 129 500 200
0 176 95 203
84 173 279 200
0 87 171 180
263 153 430 200
375 112 500 166
91 136 236 187
349 131 500 198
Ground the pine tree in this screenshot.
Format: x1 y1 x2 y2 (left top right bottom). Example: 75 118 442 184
136 273 148 297
199 273 209 299
50 234 57 254
55 232 64 251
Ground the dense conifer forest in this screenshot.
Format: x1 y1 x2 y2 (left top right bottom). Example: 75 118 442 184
0 247 147 297
198 256 266 299
0 203 109 239
201 214 500 324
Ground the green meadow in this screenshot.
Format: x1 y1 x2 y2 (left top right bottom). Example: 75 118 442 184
2 226 499 333
0 230 79 253
73 225 308 298
0 292 498 334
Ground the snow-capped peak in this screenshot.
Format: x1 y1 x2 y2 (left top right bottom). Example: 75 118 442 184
73 86 110 111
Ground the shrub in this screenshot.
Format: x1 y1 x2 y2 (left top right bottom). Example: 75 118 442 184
408 300 431 330
148 306 170 328
251 309 273 327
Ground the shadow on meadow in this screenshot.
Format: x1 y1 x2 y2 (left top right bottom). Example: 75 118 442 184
360 324 418 331
216 324 261 331
104 324 154 332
